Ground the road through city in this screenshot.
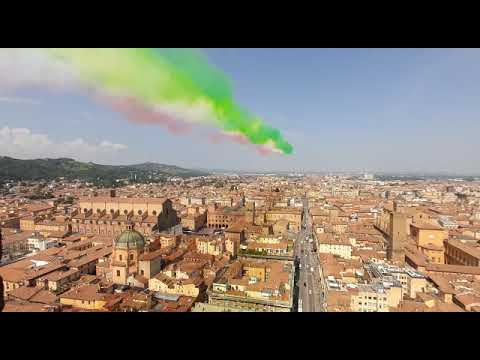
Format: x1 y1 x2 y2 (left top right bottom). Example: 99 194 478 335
295 198 326 312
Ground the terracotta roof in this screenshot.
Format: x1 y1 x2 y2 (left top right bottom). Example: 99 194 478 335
80 197 168 205
3 301 54 312
446 239 480 260
60 285 106 302
7 286 58 304
411 222 444 231
455 293 480 308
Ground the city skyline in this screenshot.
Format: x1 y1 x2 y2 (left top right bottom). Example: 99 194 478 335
1 48 479 173
2 48 480 314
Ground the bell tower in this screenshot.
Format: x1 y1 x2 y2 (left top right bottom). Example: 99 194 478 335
388 201 406 265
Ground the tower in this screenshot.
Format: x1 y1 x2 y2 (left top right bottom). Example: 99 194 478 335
245 202 256 225
388 201 406 264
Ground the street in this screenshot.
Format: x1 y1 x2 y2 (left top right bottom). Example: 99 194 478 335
295 197 326 312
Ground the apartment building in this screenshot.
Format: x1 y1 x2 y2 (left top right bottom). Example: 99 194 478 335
364 261 427 299
206 258 294 312
410 223 447 264
444 239 480 267
349 283 403 312
317 233 353 260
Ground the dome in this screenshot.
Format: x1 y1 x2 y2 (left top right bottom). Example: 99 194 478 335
115 228 145 249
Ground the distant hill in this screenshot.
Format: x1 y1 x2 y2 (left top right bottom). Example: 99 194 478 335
128 162 206 176
0 157 208 185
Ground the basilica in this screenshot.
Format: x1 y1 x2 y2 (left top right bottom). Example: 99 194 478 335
111 222 164 287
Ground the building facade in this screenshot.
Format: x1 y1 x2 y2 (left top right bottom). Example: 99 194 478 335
73 196 178 237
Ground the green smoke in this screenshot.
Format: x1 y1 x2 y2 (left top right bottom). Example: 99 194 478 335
46 48 293 154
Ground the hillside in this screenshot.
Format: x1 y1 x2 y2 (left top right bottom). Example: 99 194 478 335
0 157 208 185
128 162 205 176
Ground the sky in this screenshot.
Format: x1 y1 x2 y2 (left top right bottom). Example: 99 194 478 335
0 48 479 174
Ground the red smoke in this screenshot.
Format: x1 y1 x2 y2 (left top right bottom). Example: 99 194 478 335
101 96 191 135
210 132 276 156
256 146 274 156
209 132 250 145
95 94 278 156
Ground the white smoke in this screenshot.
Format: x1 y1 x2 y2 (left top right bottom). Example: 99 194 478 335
0 49 81 91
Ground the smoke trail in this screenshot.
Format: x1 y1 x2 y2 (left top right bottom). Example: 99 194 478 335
209 131 282 156
101 96 192 135
0 48 294 155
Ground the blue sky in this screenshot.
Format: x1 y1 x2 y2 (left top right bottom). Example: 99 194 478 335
0 48 478 173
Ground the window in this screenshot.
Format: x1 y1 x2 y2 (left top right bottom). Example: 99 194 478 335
141 270 145 276
119 255 123 261
116 270 121 277
129 254 134 260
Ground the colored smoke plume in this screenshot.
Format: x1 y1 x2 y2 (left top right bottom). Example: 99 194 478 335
0 48 294 155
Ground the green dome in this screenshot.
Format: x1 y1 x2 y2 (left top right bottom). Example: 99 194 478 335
115 229 145 249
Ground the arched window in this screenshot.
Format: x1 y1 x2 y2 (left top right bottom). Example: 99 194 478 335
152 211 157 216
138 210 143 215
83 208 88 213
124 210 128 215
110 209 115 214
97 209 101 214
129 254 134 260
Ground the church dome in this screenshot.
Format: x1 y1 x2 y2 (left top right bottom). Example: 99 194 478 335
115 224 145 249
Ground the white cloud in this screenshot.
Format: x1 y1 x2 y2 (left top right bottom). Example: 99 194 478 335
0 96 42 105
0 126 127 162
99 141 128 151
